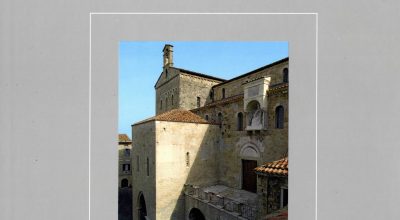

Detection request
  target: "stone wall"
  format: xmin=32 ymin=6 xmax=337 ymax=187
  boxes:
xmin=179 ymin=74 xmax=219 ymax=110
xmin=118 ymin=143 xmax=132 ymax=188
xmin=155 ymin=68 xmax=180 ymax=114
xmin=131 ymin=121 xmax=156 ymax=220
xmin=257 ymin=175 xmax=288 ymax=217
xmin=156 ymin=68 xmax=221 ymax=115
xmin=155 ymin=121 xmax=220 ymax=220
xmin=213 ymin=60 xmax=288 ymax=101
xmin=191 ymin=60 xmax=289 ymax=190
xmin=132 ymin=58 xmax=289 ymax=219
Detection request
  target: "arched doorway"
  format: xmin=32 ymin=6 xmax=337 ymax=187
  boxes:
xmin=240 ymin=144 xmax=260 ymax=193
xmin=121 ymin=178 xmax=128 ymax=188
xmin=137 ymin=192 xmax=147 ymax=220
xmin=189 ymin=208 xmax=205 ymax=220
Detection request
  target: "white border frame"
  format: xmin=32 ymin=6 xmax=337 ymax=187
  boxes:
xmin=89 ymin=12 xmax=318 ymax=220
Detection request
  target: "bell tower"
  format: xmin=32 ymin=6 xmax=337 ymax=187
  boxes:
xmin=163 ymin=44 xmax=173 ymax=68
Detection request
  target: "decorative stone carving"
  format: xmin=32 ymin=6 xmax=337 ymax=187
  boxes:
xmin=243 ymin=77 xmax=271 ymax=130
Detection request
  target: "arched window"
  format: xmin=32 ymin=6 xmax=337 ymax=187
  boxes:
xmin=136 ymin=155 xmax=139 ymax=171
xmin=124 ymin=149 xmax=130 ymax=156
xmin=218 ymin=112 xmax=223 ymax=128
xmin=186 ymin=152 xmax=190 ymax=167
xmin=165 ymin=97 xmax=168 ymax=108
xmin=165 ymin=69 xmax=168 ymax=78
xmin=138 ymin=193 xmax=147 ymax=220
xmin=122 ymin=164 xmax=130 ymax=171
xmin=237 ymin=112 xmax=244 ymax=131
xmin=275 ymin=106 xmax=284 ymax=129
xmin=283 ymin=68 xmax=289 ymax=83
xmin=121 ymin=179 xmax=129 ymax=188
xmin=222 ymin=88 xmax=226 ymax=99
xmin=146 ymin=157 xmax=149 ymax=176
xmin=160 ymin=100 xmax=162 ymax=110
xmin=205 ymin=115 xmax=209 ymax=121
xmin=171 ymin=95 xmax=174 ymax=106
xmin=197 ymin=97 xmax=201 ymax=108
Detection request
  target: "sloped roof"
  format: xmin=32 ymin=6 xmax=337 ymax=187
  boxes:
xmin=171 ymin=67 xmax=226 ymax=82
xmin=154 ymin=66 xmax=225 ymax=89
xmin=255 ymin=157 xmax=288 ymax=176
xmin=212 ymin=57 xmax=289 ymax=88
xmin=133 ymin=108 xmax=213 ymax=126
xmin=118 ymin=134 xmax=131 ymax=143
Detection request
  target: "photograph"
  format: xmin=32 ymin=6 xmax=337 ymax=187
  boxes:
xmin=118 ymin=42 xmax=289 ymax=220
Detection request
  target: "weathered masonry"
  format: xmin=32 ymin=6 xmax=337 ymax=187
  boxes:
xmin=131 ymin=44 xmax=289 ymax=220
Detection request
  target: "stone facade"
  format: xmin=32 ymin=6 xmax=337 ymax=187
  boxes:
xmin=118 ymin=134 xmax=132 ymax=188
xmin=131 ymin=44 xmax=289 ymax=220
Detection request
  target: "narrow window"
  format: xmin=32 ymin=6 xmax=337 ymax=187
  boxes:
xmin=283 ymin=68 xmax=289 ymax=83
xmin=218 ymin=112 xmax=223 ymax=128
xmin=197 ymin=97 xmax=201 ymax=108
xmin=124 ymin=149 xmax=130 ymax=156
xmin=237 ymin=112 xmax=244 ymax=131
xmin=275 ymin=106 xmax=284 ymax=129
xmin=205 ymin=115 xmax=209 ymax=121
xmin=165 ymin=97 xmax=168 ymax=109
xmin=136 ymin=155 xmax=139 ymax=172
xmin=222 ymin=88 xmax=226 ymax=99
xmin=186 ymin=152 xmax=190 ymax=167
xmin=160 ymin=100 xmax=163 ymax=110
xmin=123 ymin=164 xmax=130 ymax=171
xmin=146 ymin=157 xmax=149 ymax=176
xmin=171 ymin=95 xmax=174 ymax=106
xmin=165 ymin=69 xmax=168 ymax=78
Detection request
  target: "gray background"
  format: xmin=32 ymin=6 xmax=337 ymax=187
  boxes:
xmin=1 ymin=1 xmax=400 ymax=220
xmin=92 ymin=13 xmax=315 ymax=220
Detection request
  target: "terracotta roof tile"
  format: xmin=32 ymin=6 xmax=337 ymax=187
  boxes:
xmin=265 ymin=207 xmax=288 ymax=220
xmin=133 ymin=109 xmax=212 ymax=125
xmin=255 ymin=157 xmax=288 ymax=176
xmin=118 ymin=134 xmax=131 ymax=143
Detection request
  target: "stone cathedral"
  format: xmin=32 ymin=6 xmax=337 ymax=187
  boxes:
xmin=131 ymin=44 xmax=289 ymax=220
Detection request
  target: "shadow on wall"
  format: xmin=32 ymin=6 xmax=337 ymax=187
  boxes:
xmin=169 ymin=123 xmax=221 ymax=219
xmin=118 ymin=188 xmax=132 ymax=220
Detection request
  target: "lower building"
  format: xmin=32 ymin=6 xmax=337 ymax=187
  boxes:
xmin=119 ymin=134 xmax=132 ymax=188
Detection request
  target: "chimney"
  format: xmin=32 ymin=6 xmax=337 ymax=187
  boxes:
xmin=163 ymin=44 xmax=173 ymax=68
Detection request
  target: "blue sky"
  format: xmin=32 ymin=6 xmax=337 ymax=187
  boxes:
xmin=119 ymin=42 xmax=288 ymax=137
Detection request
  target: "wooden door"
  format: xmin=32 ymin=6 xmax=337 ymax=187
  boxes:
xmin=242 ymin=160 xmax=257 ymax=193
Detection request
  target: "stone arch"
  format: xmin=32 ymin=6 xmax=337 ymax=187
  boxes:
xmin=240 ymin=143 xmax=260 ymax=193
xmin=137 ymin=192 xmax=147 ymax=220
xmin=246 ymin=100 xmax=261 ymax=112
xmin=240 ymin=143 xmax=260 ymax=159
xmin=246 ymin=100 xmax=263 ymax=128
xmin=121 ymin=178 xmax=128 ymax=188
xmin=189 ymin=208 xmax=205 ymax=220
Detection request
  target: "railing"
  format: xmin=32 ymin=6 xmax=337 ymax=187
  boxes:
xmin=240 ymin=203 xmax=256 ymax=220
xmin=184 ymin=184 xmax=256 ymax=220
